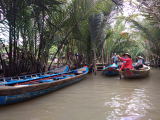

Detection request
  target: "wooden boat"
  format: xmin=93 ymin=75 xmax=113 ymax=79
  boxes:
xmin=0 ymin=66 xmax=89 ymax=105
xmin=121 ymin=65 xmax=150 ymax=79
xmin=103 ymin=64 xmax=119 ymax=76
xmin=0 ymin=65 xmax=69 ymax=86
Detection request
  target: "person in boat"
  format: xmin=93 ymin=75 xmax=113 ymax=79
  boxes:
xmin=111 ymin=53 xmax=118 ymax=64
xmin=50 ymin=55 xmax=52 ymax=60
xmin=119 ymin=53 xmax=126 ymax=68
xmin=142 ymin=58 xmax=145 ymax=64
xmin=117 ymin=53 xmax=132 ymax=72
xmin=134 ymin=56 xmax=143 ymax=70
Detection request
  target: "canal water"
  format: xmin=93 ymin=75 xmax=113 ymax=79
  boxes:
xmin=0 ymin=68 xmax=160 ymax=120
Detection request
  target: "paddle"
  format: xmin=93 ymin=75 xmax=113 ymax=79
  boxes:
xmin=118 ymin=60 xmax=121 ymax=80
xmin=119 ymin=69 xmax=123 ymax=80
xmin=119 ymin=70 xmax=124 ymax=80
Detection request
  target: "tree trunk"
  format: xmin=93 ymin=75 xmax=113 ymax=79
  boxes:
xmin=9 ymin=23 xmax=13 ymax=76
xmin=109 ymin=54 xmax=111 ymax=65
xmin=93 ymin=46 xmax=97 ymax=75
xmin=102 ymin=45 xmax=104 ymax=69
xmin=106 ymin=42 xmax=108 ymax=66
xmin=13 ymin=0 xmax=16 ymax=63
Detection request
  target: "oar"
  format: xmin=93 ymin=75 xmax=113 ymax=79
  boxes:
xmin=119 ymin=71 xmax=124 ymax=80
xmin=119 ymin=69 xmax=123 ymax=80
xmin=118 ymin=61 xmax=121 ymax=79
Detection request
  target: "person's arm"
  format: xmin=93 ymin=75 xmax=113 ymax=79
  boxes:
xmin=137 ymin=60 xmax=142 ymax=65
xmin=120 ymin=63 xmax=125 ymax=70
xmin=111 ymin=56 xmax=114 ymax=59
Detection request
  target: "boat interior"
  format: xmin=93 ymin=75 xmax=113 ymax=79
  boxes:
xmin=0 ymin=67 xmax=88 ymax=87
xmin=0 ymin=66 xmax=69 ymax=83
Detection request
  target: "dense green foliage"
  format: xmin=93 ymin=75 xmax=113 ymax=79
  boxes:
xmin=0 ymin=0 xmax=160 ymax=77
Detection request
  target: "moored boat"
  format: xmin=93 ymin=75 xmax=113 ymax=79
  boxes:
xmin=121 ymin=65 xmax=150 ymax=79
xmin=0 ymin=65 xmax=69 ymax=86
xmin=0 ymin=66 xmax=89 ymax=105
xmin=103 ymin=64 xmax=119 ymax=76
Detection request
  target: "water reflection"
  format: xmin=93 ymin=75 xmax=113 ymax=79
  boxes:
xmin=104 ymin=89 xmax=153 ymax=119
xmin=103 ymin=74 xmax=153 ymax=120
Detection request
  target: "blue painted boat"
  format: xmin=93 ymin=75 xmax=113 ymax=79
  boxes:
xmin=103 ymin=64 xmax=119 ymax=76
xmin=0 ymin=66 xmax=89 ymax=105
xmin=0 ymin=65 xmax=69 ymax=86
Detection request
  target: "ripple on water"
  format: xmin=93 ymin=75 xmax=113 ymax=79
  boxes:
xmin=103 ymin=85 xmax=155 ymax=119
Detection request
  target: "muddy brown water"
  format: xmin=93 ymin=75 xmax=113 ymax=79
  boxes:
xmin=0 ymin=68 xmax=160 ymax=120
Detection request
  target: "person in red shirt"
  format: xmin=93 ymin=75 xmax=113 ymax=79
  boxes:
xmin=117 ymin=53 xmax=132 ymax=72
xmin=119 ymin=53 xmax=126 ymax=69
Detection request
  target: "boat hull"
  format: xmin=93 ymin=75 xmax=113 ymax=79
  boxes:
xmin=0 ymin=67 xmax=88 ymax=105
xmin=121 ymin=67 xmax=150 ymax=79
xmin=103 ymin=67 xmax=119 ymax=76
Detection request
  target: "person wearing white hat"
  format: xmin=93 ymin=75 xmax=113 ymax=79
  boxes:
xmin=111 ymin=53 xmax=118 ymax=64
xmin=134 ymin=56 xmax=143 ymax=70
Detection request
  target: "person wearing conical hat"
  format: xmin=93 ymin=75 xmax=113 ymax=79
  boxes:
xmin=119 ymin=53 xmax=126 ymax=69
xmin=134 ymin=56 xmax=143 ymax=70
xmin=117 ymin=53 xmax=132 ymax=72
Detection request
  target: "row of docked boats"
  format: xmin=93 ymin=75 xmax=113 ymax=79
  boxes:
xmin=0 ymin=63 xmax=150 ymax=106
xmin=103 ymin=63 xmax=150 ymax=79
xmin=0 ymin=66 xmax=89 ymax=105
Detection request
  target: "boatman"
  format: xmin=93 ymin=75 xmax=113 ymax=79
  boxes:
xmin=111 ymin=53 xmax=118 ymax=64
xmin=117 ymin=53 xmax=132 ymax=72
